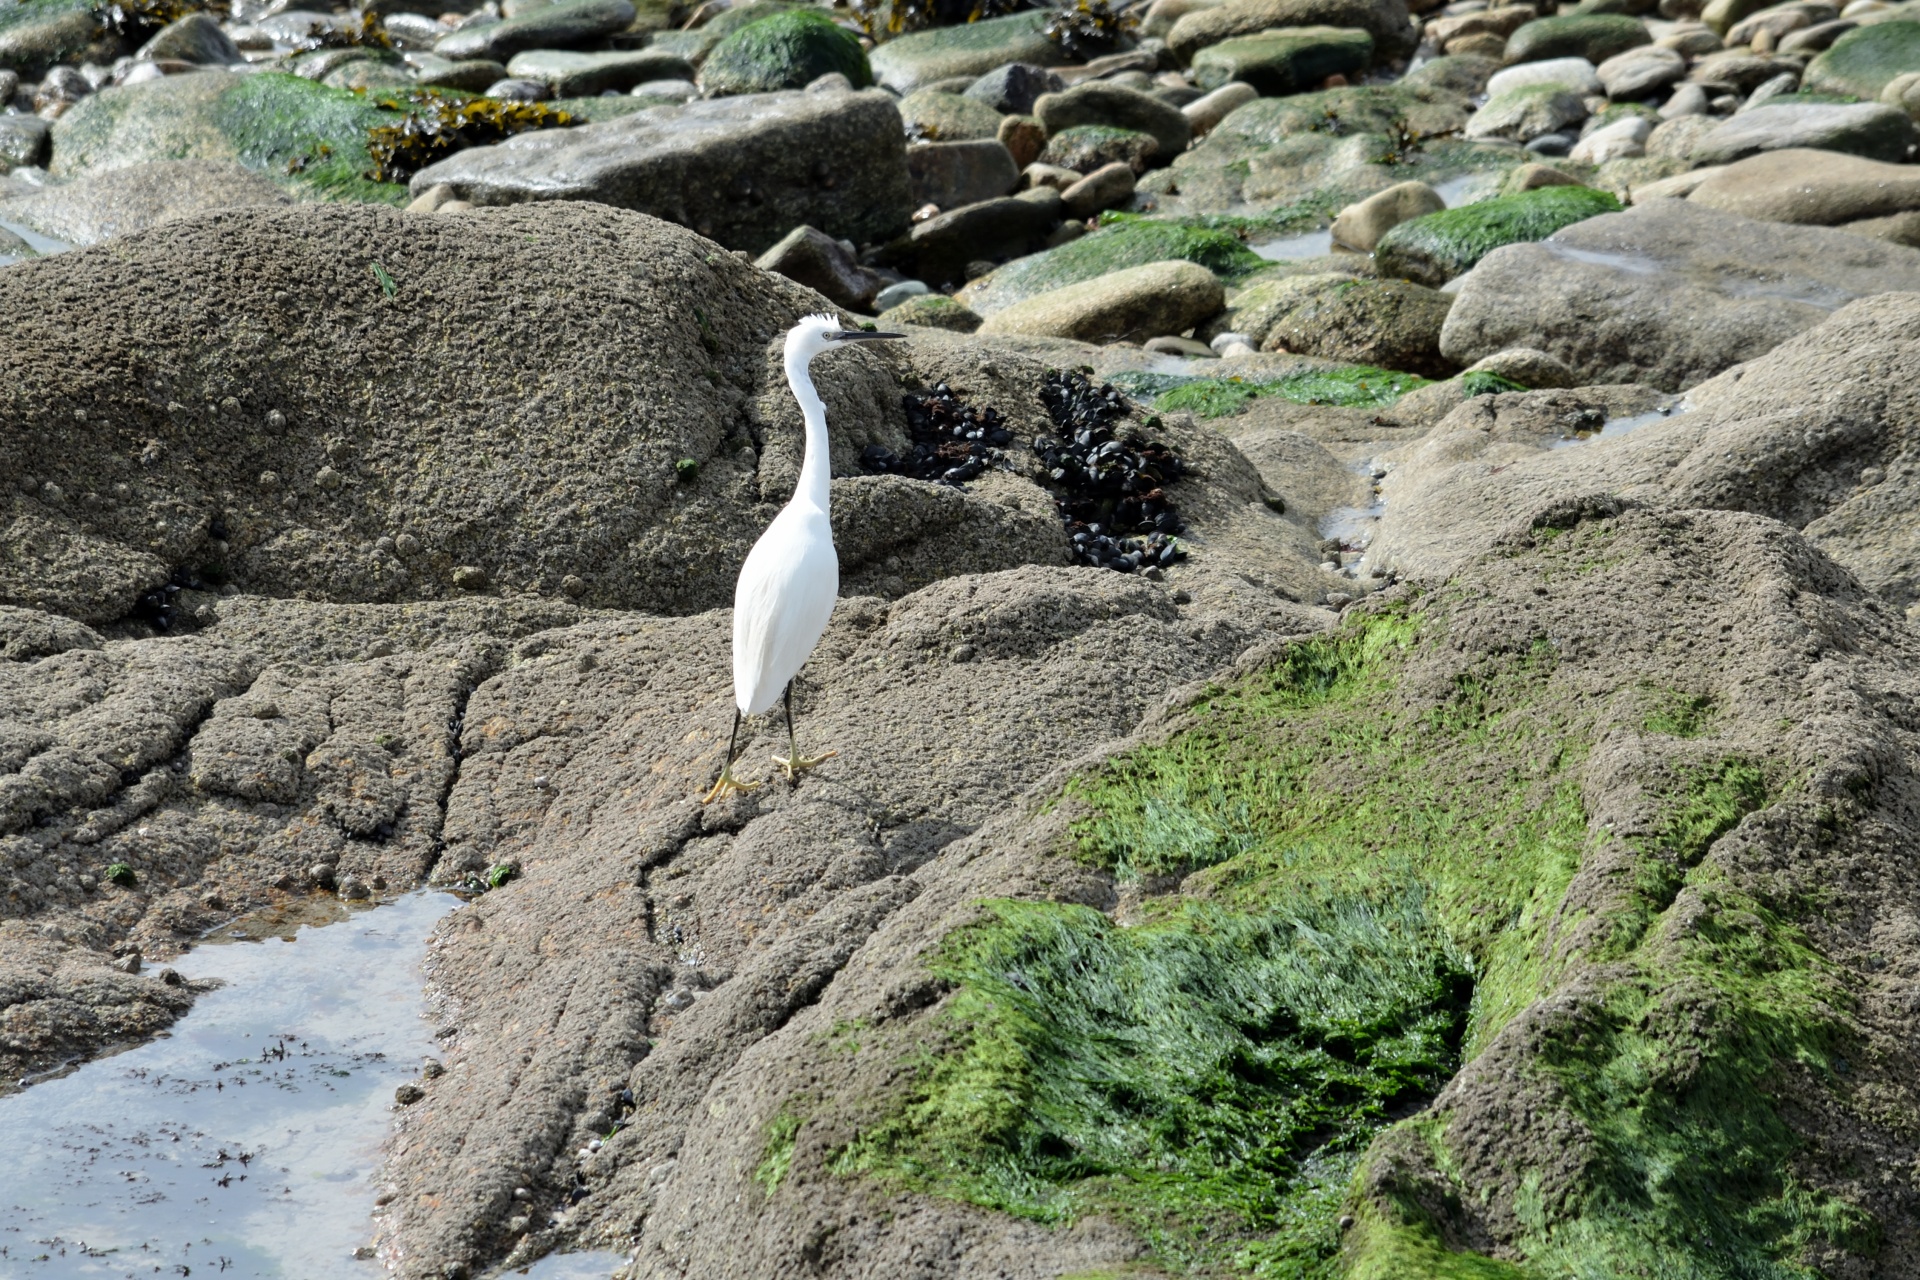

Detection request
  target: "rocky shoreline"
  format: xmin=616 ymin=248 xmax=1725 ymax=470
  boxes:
xmin=7 ymin=0 xmax=1920 ymax=1274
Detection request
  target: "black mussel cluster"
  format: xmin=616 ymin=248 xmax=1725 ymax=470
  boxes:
xmin=860 ymin=382 xmax=1014 ymax=487
xmin=1034 ymin=370 xmax=1187 ymax=574
xmin=131 ymin=566 xmax=212 ymax=632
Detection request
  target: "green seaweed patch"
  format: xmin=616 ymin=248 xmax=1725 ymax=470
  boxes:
xmin=1374 ymin=185 xmax=1622 ymax=287
xmin=1105 ymin=366 xmax=1430 ymax=419
xmin=831 ymin=890 xmax=1472 ymax=1277
xmin=1456 ymin=370 xmax=1527 ymax=398
xmin=966 ymin=216 xmax=1266 ymax=315
xmin=206 ymin=71 xmax=411 ymax=203
xmin=1641 ymin=686 xmax=1718 ymax=739
xmin=755 ymin=1105 xmax=805 ymax=1195
xmin=361 ymin=87 xmax=574 ymax=185
xmin=105 ymin=862 xmax=137 ymax=887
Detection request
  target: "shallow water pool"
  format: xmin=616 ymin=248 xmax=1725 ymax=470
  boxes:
xmin=0 ymin=891 xmax=458 ymax=1278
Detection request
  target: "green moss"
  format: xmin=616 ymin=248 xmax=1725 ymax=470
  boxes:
xmin=965 ymin=216 xmax=1265 ymax=315
xmin=209 ymin=72 xmax=413 ymax=202
xmin=1805 ymin=20 xmax=1920 ymax=100
xmin=1105 ymin=366 xmax=1430 ymax=419
xmin=841 ymin=552 xmax=1874 ymax=1277
xmin=1642 ymin=688 xmax=1718 ymax=739
xmin=1456 ymin=370 xmax=1527 ymax=398
xmin=105 ymin=862 xmax=136 ymax=887
xmin=1374 ymin=185 xmax=1622 ymax=287
xmin=700 ymin=8 xmax=872 ymax=96
xmin=755 ymin=1106 xmax=805 ymax=1195
xmin=831 ymin=890 xmax=1472 ymax=1277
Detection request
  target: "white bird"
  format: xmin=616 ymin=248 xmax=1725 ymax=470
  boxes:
xmin=702 ymin=313 xmax=903 ymax=805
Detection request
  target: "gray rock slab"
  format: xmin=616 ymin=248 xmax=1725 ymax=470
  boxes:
xmin=504 ymin=47 xmax=693 ymax=94
xmin=0 ymin=159 xmax=290 ymax=246
xmin=1691 ymin=100 xmax=1916 ymax=164
xmin=1439 ymin=199 xmax=1920 ymax=390
xmin=408 ymin=88 xmax=911 ymax=253
xmin=433 ymin=0 xmax=636 ymax=62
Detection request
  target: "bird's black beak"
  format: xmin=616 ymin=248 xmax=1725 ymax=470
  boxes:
xmin=830 ymin=329 xmax=905 ymax=341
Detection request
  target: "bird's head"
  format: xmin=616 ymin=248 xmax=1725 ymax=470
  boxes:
xmin=785 ymin=312 xmax=904 ymax=364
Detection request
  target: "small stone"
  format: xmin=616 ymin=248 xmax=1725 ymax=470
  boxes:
xmin=1338 ymin=1214 xmax=1355 ymax=1231
xmin=203 ymin=891 xmax=226 ymax=910
xmin=158 ymin=967 xmax=185 ymax=986
xmin=266 ymin=409 xmax=286 ymax=430
xmin=452 ymin=565 xmax=490 ymax=590
xmin=561 ymin=573 xmax=586 ymax=597
xmin=257 ymin=470 xmax=280 ymax=490
xmin=950 ymin=643 xmax=976 ymax=663
xmin=395 ymin=533 xmax=422 ymax=556
xmin=314 ymin=465 xmax=344 ymax=491
xmin=662 ymin=988 xmax=696 ymax=1011
xmin=338 ymin=875 xmax=371 ymax=900
xmin=395 ymin=1082 xmax=425 ymax=1105
xmin=1172 ymin=588 xmax=1192 ymax=604
xmin=309 ymin=863 xmax=337 ymax=888
xmin=353 ymin=1246 xmax=377 ymax=1260
xmin=422 ymin=1057 xmax=446 ymax=1078
xmin=111 ymin=951 xmax=142 ymax=973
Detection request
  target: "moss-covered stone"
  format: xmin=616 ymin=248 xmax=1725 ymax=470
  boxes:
xmin=51 ymin=70 xmax=414 ymax=203
xmin=1038 ymin=123 xmax=1160 ymax=173
xmin=1373 ymin=184 xmax=1622 ymax=286
xmin=896 ymin=87 xmax=1005 ymax=141
xmin=1804 ymin=20 xmax=1920 ymax=102
xmin=957 ymin=215 xmax=1264 ymax=316
xmin=1502 ymin=12 xmax=1651 ymax=64
xmin=876 ymin=292 xmax=983 ymax=331
xmin=1189 ymin=24 xmax=1375 ymax=95
xmin=698 ymin=8 xmax=872 ymax=97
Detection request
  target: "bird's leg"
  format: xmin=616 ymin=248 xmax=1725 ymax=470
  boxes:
xmin=701 ymin=708 xmax=762 ymax=805
xmin=771 ymin=681 xmax=837 ymax=784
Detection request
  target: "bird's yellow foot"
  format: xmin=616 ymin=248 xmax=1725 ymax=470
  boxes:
xmin=701 ymin=762 xmax=762 ymax=805
xmin=771 ymin=748 xmax=838 ymax=783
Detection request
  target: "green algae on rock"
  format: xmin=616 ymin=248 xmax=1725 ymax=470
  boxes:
xmin=699 ymin=8 xmax=873 ymax=97
xmin=958 ymin=215 xmax=1265 ymax=316
xmin=1804 ymin=20 xmax=1920 ymax=102
xmin=1374 ymin=184 xmax=1623 ymax=286
xmin=1501 ymin=12 xmax=1651 ymax=64
xmin=1109 ymin=364 xmax=1431 ymax=416
xmin=49 ymin=70 xmax=423 ymax=202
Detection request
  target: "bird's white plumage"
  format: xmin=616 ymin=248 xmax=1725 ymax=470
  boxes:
xmin=732 ymin=500 xmax=837 ymax=715
xmin=728 ymin=313 xmax=855 ymax=716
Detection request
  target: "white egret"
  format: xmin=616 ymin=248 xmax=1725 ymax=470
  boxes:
xmin=702 ymin=313 xmax=904 ymax=805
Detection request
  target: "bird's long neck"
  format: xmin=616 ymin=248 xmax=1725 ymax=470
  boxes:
xmin=787 ymin=349 xmax=831 ymax=516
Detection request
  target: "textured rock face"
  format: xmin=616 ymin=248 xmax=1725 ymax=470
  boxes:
xmin=1440 ymin=200 xmax=1920 ymax=390
xmin=0 ymin=160 xmax=291 ymax=247
xmin=408 ymin=89 xmax=912 ymax=252
xmin=0 ymin=203 xmax=1091 ymax=626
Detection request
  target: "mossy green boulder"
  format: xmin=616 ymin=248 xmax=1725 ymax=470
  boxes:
xmin=49 ymin=70 xmax=416 ymax=203
xmin=698 ymin=8 xmax=872 ymax=97
xmin=1374 ymin=184 xmax=1622 ymax=285
xmin=1189 ymin=24 xmax=1375 ymax=95
xmin=1804 ymin=20 xmax=1920 ymax=102
xmin=1502 ymin=12 xmax=1651 ymax=65
xmin=957 ymin=216 xmax=1264 ymax=316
